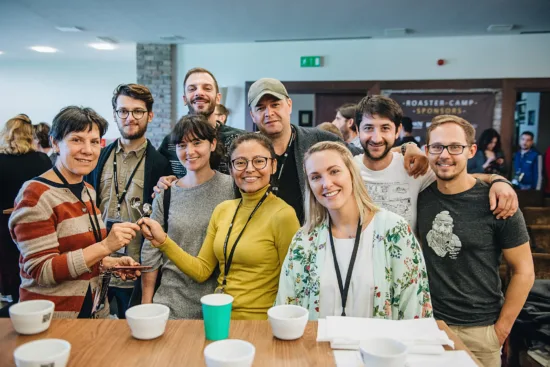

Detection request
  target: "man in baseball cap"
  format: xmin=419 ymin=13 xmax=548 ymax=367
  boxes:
xmin=247 ymin=77 xmax=344 ymax=223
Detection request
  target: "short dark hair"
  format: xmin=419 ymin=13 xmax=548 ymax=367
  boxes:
xmin=336 ymin=103 xmax=358 ymax=132
xmin=50 ymin=106 xmax=108 ymax=142
xmin=521 ymin=131 xmax=534 ymax=139
xmin=401 ymin=117 xmax=413 ymax=133
xmin=33 ymin=122 xmax=51 ymax=148
xmin=216 ymin=104 xmax=229 ymax=116
xmin=170 ymin=114 xmax=222 ymax=170
xmin=229 ymin=133 xmax=276 ymax=161
xmin=336 ymin=103 xmax=356 ymax=120
xmin=478 ymin=128 xmax=501 ymax=152
xmin=356 ymin=95 xmax=403 ymax=130
xmin=111 ymin=84 xmax=154 ymax=111
xmin=184 ymin=67 xmax=219 ymax=94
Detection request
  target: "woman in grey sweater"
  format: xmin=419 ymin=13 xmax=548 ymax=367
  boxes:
xmin=141 ymin=115 xmax=234 ymax=319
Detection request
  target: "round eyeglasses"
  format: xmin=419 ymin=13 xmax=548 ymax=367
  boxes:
xmin=115 ymin=109 xmax=148 ymax=119
xmin=231 ymin=156 xmax=271 ymax=171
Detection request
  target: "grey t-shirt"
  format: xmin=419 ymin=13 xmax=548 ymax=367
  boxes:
xmin=141 ymin=171 xmax=235 ymax=319
xmin=417 ymin=179 xmax=529 ymax=326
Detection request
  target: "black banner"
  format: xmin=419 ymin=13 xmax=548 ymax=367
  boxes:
xmin=389 ymin=93 xmax=496 ymax=145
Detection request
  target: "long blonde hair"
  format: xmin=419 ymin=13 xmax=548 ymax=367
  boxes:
xmin=302 ymin=141 xmax=379 ymax=233
xmin=0 ymin=114 xmax=35 ymax=155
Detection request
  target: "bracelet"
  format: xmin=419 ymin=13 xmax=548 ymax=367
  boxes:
xmin=490 ymin=178 xmax=513 ymax=187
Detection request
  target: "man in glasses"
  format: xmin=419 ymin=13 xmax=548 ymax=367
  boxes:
xmin=417 ymin=115 xmax=534 ymax=366
xmin=87 ymin=83 xmax=172 ymax=318
xmin=352 ymin=95 xmax=518 ymax=233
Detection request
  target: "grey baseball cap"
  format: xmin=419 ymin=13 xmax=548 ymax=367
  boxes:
xmin=247 ymin=78 xmax=289 ymax=107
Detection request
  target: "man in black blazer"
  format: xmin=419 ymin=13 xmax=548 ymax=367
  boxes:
xmin=247 ymin=78 xmax=363 ymax=224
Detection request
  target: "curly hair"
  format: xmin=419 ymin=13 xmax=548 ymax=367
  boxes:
xmin=0 ymin=114 xmax=35 ymax=155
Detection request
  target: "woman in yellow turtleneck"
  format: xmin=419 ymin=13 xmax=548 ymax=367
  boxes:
xmin=139 ymin=133 xmax=300 ymax=320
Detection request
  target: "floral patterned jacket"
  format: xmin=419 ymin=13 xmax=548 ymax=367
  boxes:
xmin=275 ymin=209 xmax=433 ymax=320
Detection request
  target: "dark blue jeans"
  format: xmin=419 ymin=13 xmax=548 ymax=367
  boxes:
xmin=107 ymin=287 xmax=133 ymax=319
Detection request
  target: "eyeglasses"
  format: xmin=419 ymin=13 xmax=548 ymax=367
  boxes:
xmin=427 ymin=144 xmax=470 ymax=155
xmin=231 ymin=156 xmax=271 ymax=171
xmin=115 ymin=109 xmax=148 ymax=119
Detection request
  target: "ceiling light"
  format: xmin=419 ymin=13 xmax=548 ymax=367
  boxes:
xmin=0 ymin=51 xmax=4 ymax=55
xmin=96 ymin=36 xmax=118 ymax=44
xmin=89 ymin=43 xmax=117 ymax=50
xmin=487 ymin=24 xmax=515 ymax=32
xmin=30 ymin=46 xmax=58 ymax=53
xmin=55 ymin=26 xmax=84 ymax=32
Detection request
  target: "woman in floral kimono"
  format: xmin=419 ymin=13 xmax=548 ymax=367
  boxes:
xmin=275 ymin=141 xmax=432 ymax=320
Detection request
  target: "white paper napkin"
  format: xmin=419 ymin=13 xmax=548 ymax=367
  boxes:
xmin=318 ymin=317 xmax=454 ymax=349
xmin=333 ymin=350 xmax=478 ymax=367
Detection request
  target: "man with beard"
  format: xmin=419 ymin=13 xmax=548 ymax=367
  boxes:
xmin=87 ymin=84 xmax=172 ymax=318
xmin=158 ymin=68 xmax=244 ymax=176
xmin=352 ymin=95 xmax=519 ymax=232
xmin=417 ymin=115 xmax=534 ymax=366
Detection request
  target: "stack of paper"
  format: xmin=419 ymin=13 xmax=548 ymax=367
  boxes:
xmin=318 ymin=317 xmax=478 ymax=367
xmin=317 ymin=317 xmax=454 ymax=351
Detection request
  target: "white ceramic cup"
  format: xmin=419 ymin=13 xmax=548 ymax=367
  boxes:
xmin=13 ymin=339 xmax=71 ymax=367
xmin=359 ymin=337 xmax=408 ymax=367
xmin=204 ymin=339 xmax=255 ymax=367
xmin=9 ymin=300 xmax=55 ymax=335
xmin=125 ymin=303 xmax=170 ymax=340
xmin=267 ymin=305 xmax=309 ymax=340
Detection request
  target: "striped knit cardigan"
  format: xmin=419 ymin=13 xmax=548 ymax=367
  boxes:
xmin=9 ymin=178 xmax=107 ymax=319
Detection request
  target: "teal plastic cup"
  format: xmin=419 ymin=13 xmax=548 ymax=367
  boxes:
xmin=201 ymin=294 xmax=234 ymax=341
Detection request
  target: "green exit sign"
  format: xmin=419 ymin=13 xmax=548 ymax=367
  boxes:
xmin=300 ymin=56 xmax=323 ymax=68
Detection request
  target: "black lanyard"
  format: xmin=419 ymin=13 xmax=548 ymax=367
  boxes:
xmin=328 ymin=218 xmax=362 ymax=317
xmin=53 ymin=166 xmax=102 ymax=243
xmin=220 ymin=189 xmax=270 ymax=291
xmin=112 ymin=141 xmax=147 ymax=214
xmin=272 ymin=127 xmax=296 ymax=194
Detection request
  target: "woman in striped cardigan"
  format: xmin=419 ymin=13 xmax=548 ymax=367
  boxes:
xmin=9 ymin=106 xmax=141 ymax=319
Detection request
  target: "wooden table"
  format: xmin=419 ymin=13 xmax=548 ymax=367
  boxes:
xmin=0 ymin=319 xmax=481 ymax=367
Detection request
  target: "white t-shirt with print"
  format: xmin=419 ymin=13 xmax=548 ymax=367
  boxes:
xmin=353 ymin=152 xmax=436 ymax=231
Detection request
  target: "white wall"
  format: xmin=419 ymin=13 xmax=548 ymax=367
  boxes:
xmin=177 ymin=34 xmax=550 ymax=130
xmin=0 ymin=56 xmax=136 ymax=140
xmin=288 ymin=94 xmax=315 ymax=126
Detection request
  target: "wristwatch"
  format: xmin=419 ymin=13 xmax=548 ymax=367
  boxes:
xmin=490 ymin=178 xmax=513 ymax=187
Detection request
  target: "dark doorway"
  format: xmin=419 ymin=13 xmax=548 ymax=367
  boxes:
xmin=314 ymin=93 xmax=366 ymax=126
